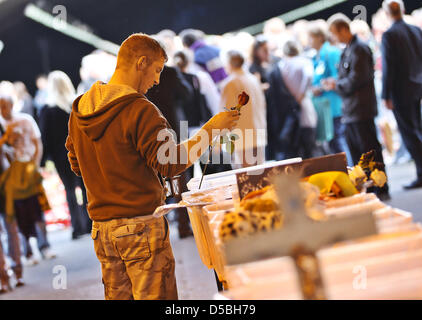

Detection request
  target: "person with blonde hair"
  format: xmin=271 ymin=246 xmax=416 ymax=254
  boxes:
xmin=350 ymin=19 xmax=372 ymax=43
xmin=45 ymin=70 xmax=74 ymax=113
xmin=77 ymin=50 xmax=117 ymax=96
xmin=263 ymin=17 xmax=286 ymax=54
xmin=66 ymin=33 xmax=239 ymax=300
xmin=13 ymin=82 xmax=34 ymax=117
xmin=0 ymin=93 xmax=24 ymax=292
xmin=291 ymin=19 xmax=311 ymax=50
xmin=39 ymin=70 xmax=90 ymax=239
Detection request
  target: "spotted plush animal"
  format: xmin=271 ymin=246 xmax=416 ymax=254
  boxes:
xmin=219 ymin=183 xmax=322 ymax=242
xmin=219 ymin=194 xmax=283 ymax=242
xmin=219 ymin=210 xmax=255 ymax=241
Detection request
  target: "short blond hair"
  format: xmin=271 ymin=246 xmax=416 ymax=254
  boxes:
xmin=116 ymin=33 xmax=168 ymax=70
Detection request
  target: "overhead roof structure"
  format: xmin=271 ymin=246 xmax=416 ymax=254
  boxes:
xmin=0 ymin=0 xmax=420 ymax=93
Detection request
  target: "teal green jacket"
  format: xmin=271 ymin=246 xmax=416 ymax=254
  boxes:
xmin=312 ymin=42 xmax=343 ymax=118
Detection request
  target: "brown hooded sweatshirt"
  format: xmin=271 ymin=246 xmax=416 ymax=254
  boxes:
xmin=66 ymin=81 xmax=188 ymax=221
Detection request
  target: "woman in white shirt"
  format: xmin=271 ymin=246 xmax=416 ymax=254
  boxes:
xmin=220 ymin=50 xmax=267 ymax=169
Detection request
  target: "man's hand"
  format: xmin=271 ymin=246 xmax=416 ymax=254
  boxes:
xmin=207 ymin=110 xmax=240 ymax=131
xmin=180 ymin=110 xmax=240 ymax=168
xmin=383 ymin=99 xmax=394 ymax=110
xmin=321 ymin=78 xmax=336 ymax=91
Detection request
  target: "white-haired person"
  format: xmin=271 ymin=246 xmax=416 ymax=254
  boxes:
xmin=39 ymin=70 xmax=91 ymax=239
xmin=0 ymin=93 xmax=55 ymax=265
xmin=0 ymin=83 xmax=24 ymax=287
xmin=0 ymin=111 xmax=24 ymax=291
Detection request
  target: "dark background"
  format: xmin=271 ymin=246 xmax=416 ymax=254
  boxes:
xmin=0 ymin=0 xmax=421 ymax=94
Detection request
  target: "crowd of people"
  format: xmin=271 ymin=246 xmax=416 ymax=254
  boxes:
xmin=140 ymin=2 xmax=421 ymax=199
xmin=0 ymin=0 xmax=421 ymax=296
xmin=144 ymin=4 xmax=422 ymax=176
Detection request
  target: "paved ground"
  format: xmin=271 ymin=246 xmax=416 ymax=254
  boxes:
xmin=0 ymin=220 xmax=218 ymax=300
xmin=0 ymin=224 xmax=218 ymax=300
xmin=0 ymin=161 xmax=421 ymax=300
xmin=383 ymin=161 xmax=422 ymax=222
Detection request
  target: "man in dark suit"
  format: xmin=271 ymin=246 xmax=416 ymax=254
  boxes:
xmin=146 ymin=65 xmax=192 ymax=139
xmin=323 ymin=13 xmax=390 ymax=200
xmin=146 ymin=65 xmax=195 ymax=239
xmin=381 ymin=0 xmax=422 ymax=189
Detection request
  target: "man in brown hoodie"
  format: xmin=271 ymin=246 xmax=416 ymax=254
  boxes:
xmin=66 ymin=33 xmax=239 ymax=300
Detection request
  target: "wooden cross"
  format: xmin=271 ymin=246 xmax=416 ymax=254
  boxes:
xmin=223 ymin=174 xmax=378 ymax=299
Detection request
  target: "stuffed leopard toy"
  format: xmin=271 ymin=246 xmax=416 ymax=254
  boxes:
xmin=219 ymin=186 xmax=283 ymax=242
xmin=219 ymin=183 xmax=323 ymax=242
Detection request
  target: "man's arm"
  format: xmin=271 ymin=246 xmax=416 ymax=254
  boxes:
xmin=136 ymin=102 xmax=239 ymax=178
xmin=65 ymin=134 xmax=81 ymax=176
xmin=336 ymin=46 xmax=373 ymax=96
xmin=65 ymin=114 xmax=81 ymax=176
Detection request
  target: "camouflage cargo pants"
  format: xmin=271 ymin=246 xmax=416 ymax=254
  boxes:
xmin=91 ymin=215 xmax=178 ymax=300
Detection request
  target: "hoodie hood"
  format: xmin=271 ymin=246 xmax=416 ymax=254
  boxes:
xmin=72 ymin=81 xmax=143 ymax=141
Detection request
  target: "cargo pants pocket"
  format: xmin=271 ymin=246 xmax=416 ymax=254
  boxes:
xmin=112 ymin=223 xmax=151 ymax=261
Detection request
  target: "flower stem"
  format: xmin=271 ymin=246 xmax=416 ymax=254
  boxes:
xmin=199 ymin=145 xmax=212 ymax=189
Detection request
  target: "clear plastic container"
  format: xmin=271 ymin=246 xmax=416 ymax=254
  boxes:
xmin=187 ymin=158 xmax=302 ymax=191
